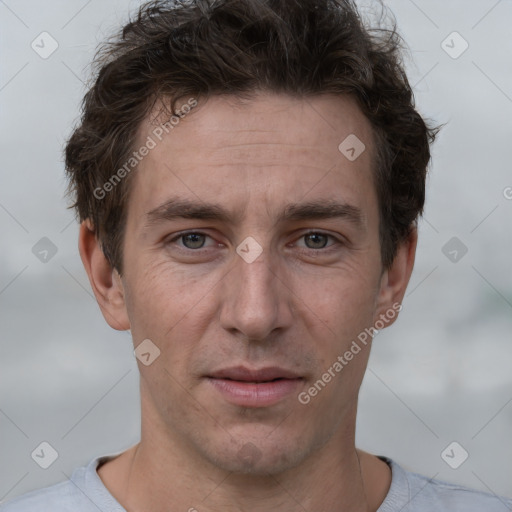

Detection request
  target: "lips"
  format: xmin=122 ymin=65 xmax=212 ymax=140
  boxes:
xmin=208 ymin=366 xmax=302 ymax=382
xmin=206 ymin=366 xmax=303 ymax=407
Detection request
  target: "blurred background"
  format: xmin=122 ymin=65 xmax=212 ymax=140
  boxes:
xmin=1 ymin=0 xmax=511 ymax=503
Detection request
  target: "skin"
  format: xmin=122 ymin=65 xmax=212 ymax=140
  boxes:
xmin=79 ymin=92 xmax=417 ymax=512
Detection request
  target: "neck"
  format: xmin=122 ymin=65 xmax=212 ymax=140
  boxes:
xmin=98 ymin=401 xmax=390 ymax=512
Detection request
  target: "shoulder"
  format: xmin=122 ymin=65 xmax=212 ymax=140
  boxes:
xmin=0 ymin=480 xmax=78 ymax=512
xmin=380 ymin=456 xmax=512 ymax=512
xmin=0 ymin=454 xmax=123 ymax=512
xmin=409 ymin=472 xmax=512 ymax=511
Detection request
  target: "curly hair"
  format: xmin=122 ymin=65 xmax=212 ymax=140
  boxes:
xmin=65 ymin=0 xmax=440 ymax=274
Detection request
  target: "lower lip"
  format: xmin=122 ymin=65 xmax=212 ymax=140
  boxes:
xmin=206 ymin=377 xmax=302 ymax=407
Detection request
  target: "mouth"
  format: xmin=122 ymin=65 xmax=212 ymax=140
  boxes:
xmin=205 ymin=366 xmax=303 ymax=407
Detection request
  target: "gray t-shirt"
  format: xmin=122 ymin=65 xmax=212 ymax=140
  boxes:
xmin=1 ymin=454 xmax=511 ymax=511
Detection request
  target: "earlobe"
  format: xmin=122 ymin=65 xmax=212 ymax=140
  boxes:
xmin=374 ymin=227 xmax=418 ymax=327
xmin=78 ymin=219 xmax=130 ymax=331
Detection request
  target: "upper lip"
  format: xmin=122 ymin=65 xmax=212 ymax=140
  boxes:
xmin=208 ymin=366 xmax=302 ymax=382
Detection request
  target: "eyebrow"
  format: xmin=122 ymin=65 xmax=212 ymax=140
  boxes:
xmin=144 ymin=197 xmax=365 ymax=229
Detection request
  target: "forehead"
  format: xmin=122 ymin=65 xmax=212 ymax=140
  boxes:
xmin=128 ymin=92 xmax=377 ymax=227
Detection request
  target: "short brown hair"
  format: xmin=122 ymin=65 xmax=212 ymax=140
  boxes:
xmin=65 ymin=0 xmax=440 ymax=274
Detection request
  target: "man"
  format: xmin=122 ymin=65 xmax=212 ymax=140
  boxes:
xmin=2 ymin=0 xmax=511 ymax=510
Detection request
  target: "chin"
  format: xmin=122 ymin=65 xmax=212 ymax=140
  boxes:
xmin=197 ymin=429 xmax=317 ymax=476
xmin=212 ymin=447 xmax=304 ymax=476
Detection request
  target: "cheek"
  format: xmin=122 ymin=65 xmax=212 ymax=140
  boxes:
xmin=122 ymin=258 xmax=178 ymax=339
xmin=297 ymin=258 xmax=380 ymax=328
xmin=122 ymin=255 xmax=219 ymax=352
xmin=300 ymin=274 xmax=376 ymax=412
xmin=291 ymin=262 xmax=381 ymax=397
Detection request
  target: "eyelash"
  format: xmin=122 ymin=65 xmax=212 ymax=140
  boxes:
xmin=166 ymin=230 xmax=343 ymax=254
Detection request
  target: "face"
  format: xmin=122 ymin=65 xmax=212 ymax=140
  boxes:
xmin=87 ymin=92 xmax=413 ymax=476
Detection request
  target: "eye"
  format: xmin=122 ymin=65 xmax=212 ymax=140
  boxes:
xmin=167 ymin=231 xmax=215 ymax=250
xmin=182 ymin=232 xmax=207 ymax=249
xmin=296 ymin=231 xmax=340 ymax=251
xmin=165 ymin=230 xmax=342 ymax=254
xmin=301 ymin=232 xmax=330 ymax=249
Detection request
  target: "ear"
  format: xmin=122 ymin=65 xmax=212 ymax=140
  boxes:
xmin=374 ymin=227 xmax=417 ymax=328
xmin=78 ymin=219 xmax=130 ymax=331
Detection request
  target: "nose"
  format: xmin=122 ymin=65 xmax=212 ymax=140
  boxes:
xmin=219 ymin=246 xmax=293 ymax=342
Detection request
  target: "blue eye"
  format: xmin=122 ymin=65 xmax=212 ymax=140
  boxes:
xmin=169 ymin=232 xmax=211 ymax=250
xmin=180 ymin=232 xmax=207 ymax=249
xmin=166 ymin=230 xmax=341 ymax=254
xmin=295 ymin=231 xmax=340 ymax=252
xmin=302 ymin=232 xmax=330 ymax=249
